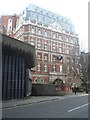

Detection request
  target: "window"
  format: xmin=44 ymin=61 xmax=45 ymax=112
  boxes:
xmin=8 ymin=19 xmax=12 ymax=24
xmin=70 ymin=27 xmax=72 ymax=31
xmin=52 ymin=44 xmax=56 ymax=51
xmin=53 ymin=65 xmax=56 ymax=72
xmin=72 ymin=67 xmax=74 ymax=72
xmin=35 ymin=9 xmax=37 ymax=12
xmin=44 ymin=42 xmax=48 ymax=50
xmin=66 ymin=36 xmax=68 ymax=42
xmin=35 ymin=77 xmax=44 ymax=83
xmin=27 ymin=11 xmax=30 ymax=18
xmin=38 ymin=16 xmax=42 ymax=22
xmin=76 ymin=39 xmax=79 ymax=44
xmin=28 ymin=25 xmax=30 ymax=32
xmin=41 ymin=11 xmax=43 ymax=14
xmin=31 ymin=27 xmax=35 ymax=33
xmin=38 ymin=43 xmax=41 ymax=49
xmin=44 ymin=31 xmax=47 ymax=37
xmin=59 ymin=47 xmax=62 ymax=53
xmin=37 ymin=40 xmax=41 ymax=49
xmin=60 ymin=65 xmax=62 ymax=72
xmin=62 ymin=18 xmax=63 ymax=21
xmin=44 ymin=64 xmax=47 ymax=72
xmin=43 ymin=17 xmax=45 ymax=22
xmin=59 ymin=35 xmax=61 ymax=40
xmin=66 ymin=49 xmax=69 ymax=54
xmin=10 ymin=19 xmax=12 ymax=22
xmin=44 ymin=55 xmax=47 ymax=60
xmin=53 ymin=55 xmax=56 ymax=62
xmin=28 ymin=36 xmax=30 ymax=44
xmin=37 ymin=63 xmax=41 ymax=71
xmin=31 ymin=39 xmax=35 ymax=46
xmin=71 ymin=38 xmax=73 ymax=44
xmin=37 ymin=54 xmax=41 ymax=59
xmin=9 ymin=26 xmax=11 ymax=31
xmin=38 ymin=29 xmax=41 ymax=35
xmin=67 ymin=67 xmax=69 ymax=74
xmin=37 ymin=15 xmax=39 ymax=20
xmin=53 ymin=33 xmax=56 ymax=39
xmin=76 ymin=60 xmax=78 ymax=64
xmin=33 ymin=14 xmax=36 ymax=21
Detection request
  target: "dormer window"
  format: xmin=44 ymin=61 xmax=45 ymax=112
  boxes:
xmin=57 ymin=17 xmax=58 ymax=19
xmin=41 ymin=11 xmax=43 ymax=14
xmin=70 ymin=27 xmax=72 ymax=31
xmin=62 ymin=18 xmax=63 ymax=21
xmin=35 ymin=9 xmax=37 ymax=12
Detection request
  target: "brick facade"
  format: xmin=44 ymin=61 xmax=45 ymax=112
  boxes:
xmin=0 ymin=15 xmax=18 ymax=36
xmin=13 ymin=22 xmax=81 ymax=86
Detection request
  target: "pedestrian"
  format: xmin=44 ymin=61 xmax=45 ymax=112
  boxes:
xmin=26 ymin=68 xmax=32 ymax=97
xmin=74 ymin=85 xmax=77 ymax=95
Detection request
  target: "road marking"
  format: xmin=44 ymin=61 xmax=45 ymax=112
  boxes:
xmin=68 ymin=103 xmax=88 ymax=113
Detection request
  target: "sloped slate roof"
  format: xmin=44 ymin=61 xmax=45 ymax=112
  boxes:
xmin=2 ymin=33 xmax=36 ymax=68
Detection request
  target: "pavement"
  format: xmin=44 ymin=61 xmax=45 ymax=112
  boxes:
xmin=1 ymin=92 xmax=88 ymax=109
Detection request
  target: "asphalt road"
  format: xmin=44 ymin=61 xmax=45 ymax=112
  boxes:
xmin=2 ymin=94 xmax=88 ymax=118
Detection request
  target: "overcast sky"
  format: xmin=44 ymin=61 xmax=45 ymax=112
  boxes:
xmin=0 ymin=0 xmax=89 ymax=52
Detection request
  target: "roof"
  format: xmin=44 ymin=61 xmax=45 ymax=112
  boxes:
xmin=20 ymin=4 xmax=75 ymax=33
xmin=1 ymin=33 xmax=36 ymax=68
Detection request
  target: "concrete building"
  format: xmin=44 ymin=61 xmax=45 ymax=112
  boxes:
xmin=13 ymin=4 xmax=81 ymax=86
xmin=0 ymin=15 xmax=18 ymax=36
xmin=2 ymin=33 xmax=36 ymax=100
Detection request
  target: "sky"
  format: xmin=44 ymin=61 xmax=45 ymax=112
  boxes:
xmin=0 ymin=0 xmax=89 ymax=52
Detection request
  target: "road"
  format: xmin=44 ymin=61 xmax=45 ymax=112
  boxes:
xmin=2 ymin=94 xmax=88 ymax=118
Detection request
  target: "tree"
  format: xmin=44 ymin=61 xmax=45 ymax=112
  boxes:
xmin=64 ymin=47 xmax=81 ymax=88
xmin=80 ymin=52 xmax=88 ymax=92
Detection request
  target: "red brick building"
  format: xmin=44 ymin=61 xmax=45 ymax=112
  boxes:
xmin=0 ymin=15 xmax=18 ymax=36
xmin=13 ymin=4 xmax=81 ymax=87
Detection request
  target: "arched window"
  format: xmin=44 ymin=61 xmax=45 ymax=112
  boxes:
xmin=8 ymin=19 xmax=12 ymax=33
xmin=34 ymin=77 xmax=44 ymax=83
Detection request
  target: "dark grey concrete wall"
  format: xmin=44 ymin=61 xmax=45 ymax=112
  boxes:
xmin=32 ymin=83 xmax=56 ymax=96
xmin=32 ymin=83 xmax=66 ymax=96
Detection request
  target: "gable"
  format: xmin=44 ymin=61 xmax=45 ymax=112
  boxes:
xmin=51 ymin=21 xmax=62 ymax=31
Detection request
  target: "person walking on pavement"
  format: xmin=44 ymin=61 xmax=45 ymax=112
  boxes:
xmin=74 ymin=85 xmax=77 ymax=95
